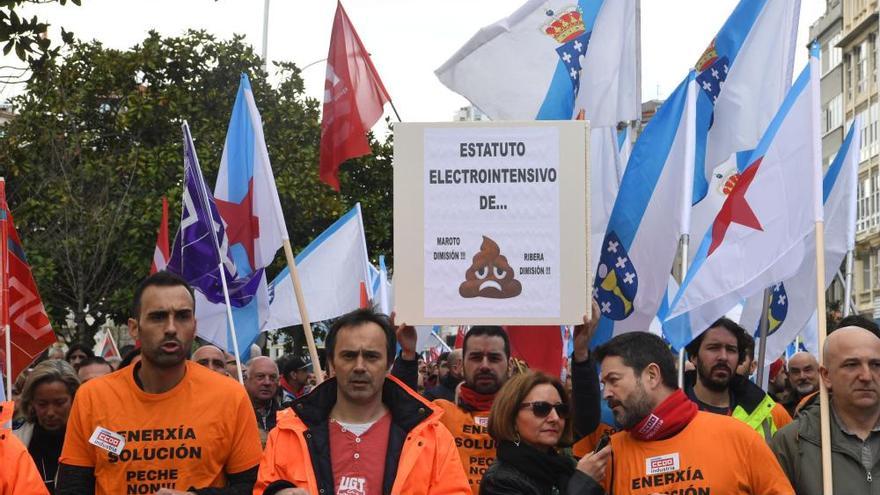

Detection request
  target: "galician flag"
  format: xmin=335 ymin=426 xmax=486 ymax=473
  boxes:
xmin=165 ymin=122 xmax=264 ymax=356
xmin=691 ymin=0 xmax=800 ymax=203
xmin=739 ymin=120 xmax=859 ymax=365
xmin=591 ymin=71 xmax=697 ymax=347
xmin=665 ymin=48 xmax=822 ymax=351
xmin=264 ymin=204 xmax=371 ymax=330
xmin=435 ymin=0 xmax=638 ymax=125
xmin=210 ymin=73 xmax=288 ymax=356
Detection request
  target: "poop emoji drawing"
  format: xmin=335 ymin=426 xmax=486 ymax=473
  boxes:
xmin=459 ymin=236 xmax=522 ymax=299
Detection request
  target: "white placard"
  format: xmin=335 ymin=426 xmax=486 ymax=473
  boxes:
xmin=394 ymin=121 xmax=589 ymax=326
xmin=423 ymin=127 xmax=561 ymax=318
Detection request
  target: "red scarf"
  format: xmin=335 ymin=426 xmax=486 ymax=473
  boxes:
xmin=458 ymin=384 xmax=496 ymax=412
xmin=280 ymin=376 xmax=305 ymax=398
xmin=628 ymin=389 xmax=698 ymax=441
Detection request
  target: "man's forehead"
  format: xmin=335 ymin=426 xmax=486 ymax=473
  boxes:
xmin=249 ymin=358 xmax=278 ymax=374
xmin=702 ymin=327 xmax=738 ymax=346
xmin=140 ymin=285 xmax=194 ymax=311
xmin=336 ymin=322 xmax=387 ymax=349
xmin=193 ymin=346 xmax=224 ymax=360
xmin=599 ymin=356 xmax=633 ymax=378
xmin=465 ymin=335 xmax=506 ymax=354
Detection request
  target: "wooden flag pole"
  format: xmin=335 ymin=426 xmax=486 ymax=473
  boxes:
xmin=282 ymin=239 xmax=325 ymax=385
xmin=815 ymin=221 xmax=833 ymax=493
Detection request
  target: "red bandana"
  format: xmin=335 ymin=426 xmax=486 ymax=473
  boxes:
xmin=458 ymin=384 xmax=496 ymax=412
xmin=628 ymin=389 xmax=698 ymax=441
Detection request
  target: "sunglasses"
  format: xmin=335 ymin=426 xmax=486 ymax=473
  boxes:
xmin=519 ymin=401 xmax=570 ymax=418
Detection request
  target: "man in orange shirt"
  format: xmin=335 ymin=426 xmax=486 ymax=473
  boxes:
xmin=684 ymin=317 xmax=791 ymax=439
xmin=592 ymin=331 xmax=794 ymax=495
xmin=57 ymin=272 xmax=262 ymax=495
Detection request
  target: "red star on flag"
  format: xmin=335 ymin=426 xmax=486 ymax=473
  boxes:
xmin=215 ymin=178 xmax=260 ymax=270
xmin=708 ymin=159 xmax=764 ymax=256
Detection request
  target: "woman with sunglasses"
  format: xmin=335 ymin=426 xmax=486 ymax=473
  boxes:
xmin=481 ymin=371 xmax=609 ymax=495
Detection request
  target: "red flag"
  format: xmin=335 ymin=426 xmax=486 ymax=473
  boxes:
xmin=359 ymin=281 xmax=370 ymax=309
xmin=150 ymin=196 xmax=170 ymax=274
xmin=98 ymin=331 xmax=120 ymax=359
xmin=0 ymin=180 xmax=56 ymax=383
xmin=319 ymin=1 xmax=391 ymax=191
xmin=505 ymin=326 xmax=564 ymax=378
xmin=454 ymin=326 xmax=466 ymax=349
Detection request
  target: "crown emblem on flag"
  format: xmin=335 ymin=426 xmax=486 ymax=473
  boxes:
xmin=543 ymin=6 xmax=586 ymax=43
xmin=695 ymin=38 xmax=719 ymax=72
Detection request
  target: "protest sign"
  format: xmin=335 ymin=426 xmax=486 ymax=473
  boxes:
xmin=394 ymin=121 xmax=589 ymax=325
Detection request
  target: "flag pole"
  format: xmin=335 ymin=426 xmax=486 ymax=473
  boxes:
xmin=676 ymin=74 xmax=696 ymax=389
xmin=281 ymin=241 xmax=325 ymax=385
xmin=182 ymin=122 xmax=246 ymax=385
xmin=0 ymin=178 xmax=10 ymax=397
xmin=755 ymin=287 xmax=772 ymax=386
xmin=677 ymin=233 xmax=689 ymax=389
xmin=816 ymin=222 xmax=833 ymax=493
xmin=261 ymin=0 xmax=270 ymax=74
xmin=809 ymin=44 xmax=833 ymax=493
xmin=843 ymin=249 xmax=854 ymax=317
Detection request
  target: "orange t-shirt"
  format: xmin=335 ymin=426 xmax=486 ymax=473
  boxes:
xmin=572 ymin=422 xmax=616 ymax=458
xmin=60 ymin=361 xmax=262 ymax=495
xmin=433 ymin=400 xmax=493 ymax=494
xmin=603 ymin=411 xmax=794 ymax=495
xmin=771 ymin=402 xmax=792 ymax=430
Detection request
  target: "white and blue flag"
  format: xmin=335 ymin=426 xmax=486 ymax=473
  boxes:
xmin=691 ymin=0 xmax=800 ymax=204
xmin=739 ymin=121 xmax=859 ymax=365
xmin=591 ymin=72 xmax=697 ymax=347
xmin=665 ymin=48 xmax=822 ymax=351
xmin=436 ymin=0 xmax=638 ymax=125
xmin=264 ymin=204 xmax=372 ymax=330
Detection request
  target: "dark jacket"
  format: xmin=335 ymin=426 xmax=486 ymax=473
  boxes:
xmin=684 ymin=369 xmax=784 ymax=438
xmin=424 ymin=373 xmax=461 ymax=402
xmin=479 ymin=442 xmax=602 ymax=495
xmin=770 ymin=399 xmax=880 ymax=495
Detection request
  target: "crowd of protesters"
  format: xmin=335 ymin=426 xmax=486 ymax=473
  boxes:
xmin=3 ymin=271 xmax=880 ymax=494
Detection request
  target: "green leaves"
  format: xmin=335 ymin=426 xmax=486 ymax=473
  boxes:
xmin=0 ymin=29 xmax=393 ymax=346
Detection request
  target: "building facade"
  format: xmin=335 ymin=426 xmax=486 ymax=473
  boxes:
xmin=834 ymin=0 xmax=880 ymax=317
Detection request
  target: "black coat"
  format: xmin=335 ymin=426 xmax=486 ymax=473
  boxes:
xmin=479 ymin=443 xmax=603 ymax=495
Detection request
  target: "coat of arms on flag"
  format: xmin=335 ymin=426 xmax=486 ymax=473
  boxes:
xmin=593 ymin=231 xmax=638 ymax=320
xmin=755 ymin=282 xmax=788 ymax=338
xmin=544 ymin=6 xmax=591 ymax=98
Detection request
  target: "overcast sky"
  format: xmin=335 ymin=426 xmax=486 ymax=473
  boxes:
xmin=5 ymin=0 xmax=824 ymax=123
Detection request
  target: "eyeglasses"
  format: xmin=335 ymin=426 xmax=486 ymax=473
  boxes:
xmin=519 ymin=401 xmax=569 ymax=418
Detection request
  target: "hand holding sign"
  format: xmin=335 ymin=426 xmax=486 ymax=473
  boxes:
xmin=390 ymin=311 xmax=418 ymax=360
xmin=573 ymin=299 xmax=600 ymax=362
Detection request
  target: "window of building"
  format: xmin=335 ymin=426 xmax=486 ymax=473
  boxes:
xmin=860 ymin=108 xmax=871 ymax=161
xmin=824 ymin=94 xmax=844 ymax=135
xmin=846 ymin=54 xmax=853 ymax=100
xmin=823 ymin=33 xmax=844 ymax=76
xmin=862 ymin=252 xmax=872 ymax=292
xmin=857 ymin=43 xmax=868 ymax=94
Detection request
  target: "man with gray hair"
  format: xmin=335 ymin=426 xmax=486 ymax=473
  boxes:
xmin=771 ymin=327 xmax=880 ymax=494
xmin=424 ymin=349 xmax=462 ymax=402
xmin=244 ymin=356 xmax=280 ymax=447
xmin=787 ymin=352 xmax=820 ymax=397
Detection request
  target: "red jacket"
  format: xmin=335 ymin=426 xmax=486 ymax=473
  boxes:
xmin=254 ymin=375 xmax=470 ymax=495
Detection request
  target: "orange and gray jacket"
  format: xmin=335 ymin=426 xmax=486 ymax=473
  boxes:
xmin=254 ymin=375 xmax=470 ymax=495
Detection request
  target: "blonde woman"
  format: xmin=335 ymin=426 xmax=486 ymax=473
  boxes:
xmin=14 ymin=360 xmax=80 ymax=494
